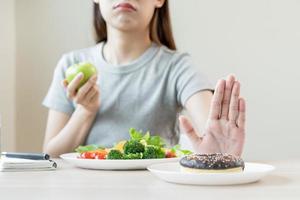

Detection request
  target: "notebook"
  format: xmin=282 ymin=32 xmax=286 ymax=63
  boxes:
xmin=0 ymin=157 xmax=57 ymax=172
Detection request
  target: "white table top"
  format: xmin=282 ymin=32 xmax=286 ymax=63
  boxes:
xmin=0 ymin=159 xmax=299 ymax=200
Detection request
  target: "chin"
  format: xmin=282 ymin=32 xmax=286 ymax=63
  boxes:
xmin=112 ymin=19 xmax=141 ymax=32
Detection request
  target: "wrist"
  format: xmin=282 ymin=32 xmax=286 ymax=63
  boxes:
xmin=75 ymin=105 xmax=98 ymax=119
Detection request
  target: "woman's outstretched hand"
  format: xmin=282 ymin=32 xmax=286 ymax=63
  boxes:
xmin=179 ymin=75 xmax=246 ymax=156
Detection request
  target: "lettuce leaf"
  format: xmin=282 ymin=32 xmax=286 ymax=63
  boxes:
xmin=129 ymin=128 xmax=143 ymax=141
xmin=75 ymin=144 xmax=104 ymax=153
xmin=147 ymin=135 xmax=165 ymax=147
xmin=171 ymin=144 xmax=193 ymax=156
xmin=129 ymin=128 xmax=165 ymax=148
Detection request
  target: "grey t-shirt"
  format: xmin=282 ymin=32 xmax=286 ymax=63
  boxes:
xmin=43 ymin=42 xmax=213 ymax=147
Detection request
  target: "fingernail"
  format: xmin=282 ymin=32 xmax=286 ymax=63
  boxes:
xmin=61 ymin=80 xmax=67 ymax=87
xmin=78 ymin=72 xmax=84 ymax=78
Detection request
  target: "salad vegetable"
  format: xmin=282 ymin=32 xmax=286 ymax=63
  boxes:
xmin=124 ymin=140 xmax=145 ymax=154
xmin=75 ymin=128 xmax=192 ymax=160
xmin=107 ymin=149 xmax=124 ymax=160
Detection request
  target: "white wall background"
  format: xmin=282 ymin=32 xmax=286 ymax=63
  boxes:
xmin=170 ymin=0 xmax=300 ymax=160
xmin=0 ymin=0 xmax=16 ymax=151
xmin=15 ymin=0 xmax=94 ymax=152
xmin=1 ymin=0 xmax=299 ymax=160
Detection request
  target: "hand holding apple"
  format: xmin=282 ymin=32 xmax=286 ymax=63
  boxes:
xmin=62 ymin=62 xmax=100 ymax=114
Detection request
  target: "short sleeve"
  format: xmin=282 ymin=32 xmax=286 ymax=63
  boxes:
xmin=172 ymin=53 xmax=214 ymax=107
xmin=42 ymin=54 xmax=75 ymax=114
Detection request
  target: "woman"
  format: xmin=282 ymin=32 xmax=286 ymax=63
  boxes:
xmin=43 ymin=0 xmax=246 ymax=157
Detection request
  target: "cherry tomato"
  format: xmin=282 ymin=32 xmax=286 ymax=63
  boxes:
xmin=165 ymin=151 xmax=177 ymax=158
xmin=80 ymin=151 xmax=96 ymax=159
xmin=94 ymin=150 xmax=108 ymax=159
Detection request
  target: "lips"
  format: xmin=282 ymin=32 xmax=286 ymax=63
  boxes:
xmin=113 ymin=2 xmax=137 ymax=11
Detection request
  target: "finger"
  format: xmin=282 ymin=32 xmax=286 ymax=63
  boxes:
xmin=61 ymin=80 xmax=68 ymax=88
xmin=89 ymin=89 xmax=100 ymax=104
xmin=220 ymin=75 xmax=235 ymax=119
xmin=67 ymin=73 xmax=84 ymax=98
xmin=228 ymin=81 xmax=240 ymax=124
xmin=75 ymin=75 xmax=97 ymax=102
xmin=179 ymin=116 xmax=202 ymax=143
xmin=237 ymin=97 xmax=246 ymax=128
xmin=208 ymin=79 xmax=226 ymax=120
xmin=86 ymin=85 xmax=98 ymax=102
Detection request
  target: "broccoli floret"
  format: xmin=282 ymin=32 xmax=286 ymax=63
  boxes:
xmin=156 ymin=148 xmax=166 ymax=159
xmin=123 ymin=140 xmax=145 ymax=154
xmin=143 ymin=146 xmax=166 ymax=159
xmin=143 ymin=146 xmax=157 ymax=159
xmin=124 ymin=153 xmax=143 ymax=159
xmin=107 ymin=149 xmax=124 ymax=159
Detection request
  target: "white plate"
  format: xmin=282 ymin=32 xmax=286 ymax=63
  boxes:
xmin=60 ymin=153 xmax=180 ymax=170
xmin=147 ymin=162 xmax=275 ymax=185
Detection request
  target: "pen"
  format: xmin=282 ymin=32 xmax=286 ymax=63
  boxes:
xmin=1 ymin=152 xmax=50 ymax=160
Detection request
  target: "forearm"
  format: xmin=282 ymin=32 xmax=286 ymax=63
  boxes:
xmin=44 ymin=106 xmax=97 ymax=157
xmin=185 ymin=91 xmax=212 ymax=135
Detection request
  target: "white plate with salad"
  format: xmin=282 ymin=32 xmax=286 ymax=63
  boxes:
xmin=60 ymin=128 xmax=192 ymax=170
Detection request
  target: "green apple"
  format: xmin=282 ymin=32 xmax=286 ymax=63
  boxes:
xmin=65 ymin=62 xmax=97 ymax=89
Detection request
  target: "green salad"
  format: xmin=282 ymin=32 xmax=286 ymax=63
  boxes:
xmin=75 ymin=128 xmax=192 ymax=160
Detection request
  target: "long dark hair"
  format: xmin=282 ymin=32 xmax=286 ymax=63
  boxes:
xmin=93 ymin=0 xmax=176 ymax=50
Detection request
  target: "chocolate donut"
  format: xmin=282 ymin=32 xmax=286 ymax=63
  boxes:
xmin=180 ymin=153 xmax=245 ymax=173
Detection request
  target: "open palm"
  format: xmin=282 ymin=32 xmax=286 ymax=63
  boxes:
xmin=180 ymin=75 xmax=246 ymax=156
